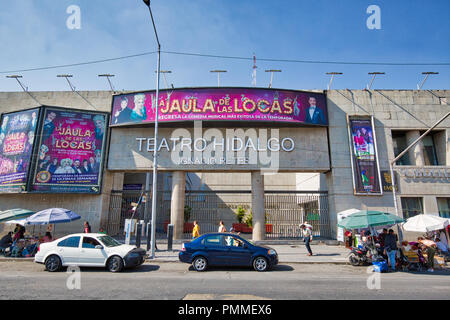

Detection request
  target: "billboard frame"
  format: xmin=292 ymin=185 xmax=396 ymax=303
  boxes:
xmin=109 ymin=86 xmax=328 ymax=128
xmin=28 ymin=105 xmax=110 ymax=195
xmin=346 ymin=114 xmax=383 ymax=196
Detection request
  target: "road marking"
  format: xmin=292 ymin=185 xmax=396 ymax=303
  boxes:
xmin=183 ymin=294 xmax=272 ymax=300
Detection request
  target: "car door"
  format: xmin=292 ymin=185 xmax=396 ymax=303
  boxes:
xmin=79 ymin=236 xmax=108 ymax=266
xmin=224 ymin=235 xmax=253 ymax=266
xmin=202 ymin=235 xmax=228 ymax=265
xmin=56 ymin=236 xmax=81 ymax=265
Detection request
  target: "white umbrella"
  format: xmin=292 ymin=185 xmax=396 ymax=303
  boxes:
xmin=402 ymin=214 xmax=449 ymax=233
xmin=5 ymin=219 xmax=27 ymax=226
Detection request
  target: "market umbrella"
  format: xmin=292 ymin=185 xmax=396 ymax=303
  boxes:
xmin=24 ymin=208 xmax=81 ymax=225
xmin=337 ymin=210 xmax=405 ymax=230
xmin=402 ymin=214 xmax=449 ymax=233
xmin=5 ymin=219 xmax=27 ymax=226
xmin=0 ymin=208 xmax=35 ymax=223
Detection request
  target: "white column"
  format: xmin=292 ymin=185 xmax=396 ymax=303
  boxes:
xmin=170 ymin=171 xmax=186 ymax=239
xmin=251 ymin=171 xmax=265 ymax=241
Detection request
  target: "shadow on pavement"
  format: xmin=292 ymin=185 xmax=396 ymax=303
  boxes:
xmin=187 ymin=264 xmax=294 ymax=272
xmin=66 ymin=264 xmax=160 ymax=273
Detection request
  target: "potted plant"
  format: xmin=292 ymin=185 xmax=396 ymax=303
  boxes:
xmin=163 ymin=205 xmax=193 ymax=233
xmin=242 ymin=212 xmax=273 ymax=234
xmin=183 ymin=205 xmax=193 ymax=233
xmin=233 ymin=205 xmax=249 ymax=232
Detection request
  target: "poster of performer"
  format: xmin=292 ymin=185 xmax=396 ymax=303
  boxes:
xmin=31 ymin=107 xmax=108 ymax=194
xmin=0 ymin=108 xmax=39 ymax=193
xmin=347 ymin=116 xmax=382 ymax=195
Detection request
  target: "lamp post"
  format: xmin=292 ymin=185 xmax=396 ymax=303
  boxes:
xmin=417 ymin=72 xmax=439 ymax=90
xmin=265 ymin=69 xmax=281 ymax=88
xmin=143 ymin=0 xmax=161 ymax=259
xmin=326 ymin=72 xmax=343 ymax=90
xmin=98 ymin=74 xmax=116 ymax=92
xmin=210 ymin=70 xmax=227 ymax=87
xmin=367 ymin=72 xmax=385 ymax=90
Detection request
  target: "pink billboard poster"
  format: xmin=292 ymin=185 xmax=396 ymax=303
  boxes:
xmin=111 ymin=88 xmax=327 ymax=126
xmin=32 ymin=108 xmax=107 ymax=193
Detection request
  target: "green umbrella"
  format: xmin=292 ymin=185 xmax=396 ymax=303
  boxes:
xmin=0 ymin=208 xmax=35 ymax=223
xmin=336 ymin=210 xmax=404 ymax=230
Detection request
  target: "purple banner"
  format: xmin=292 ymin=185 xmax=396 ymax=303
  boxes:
xmin=348 ymin=116 xmax=382 ymax=195
xmin=31 ymin=108 xmax=108 ymax=193
xmin=0 ymin=108 xmax=39 ymax=192
xmin=111 ymin=88 xmax=327 ymax=126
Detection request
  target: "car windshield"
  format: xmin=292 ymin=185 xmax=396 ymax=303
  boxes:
xmin=98 ymin=236 xmax=122 ymax=247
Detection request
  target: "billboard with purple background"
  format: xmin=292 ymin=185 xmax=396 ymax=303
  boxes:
xmin=0 ymin=108 xmax=40 ymax=192
xmin=110 ymin=87 xmax=327 ymax=126
xmin=31 ymin=107 xmax=108 ymax=194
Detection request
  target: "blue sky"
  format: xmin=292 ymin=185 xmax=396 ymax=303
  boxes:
xmin=0 ymin=0 xmax=449 ymax=92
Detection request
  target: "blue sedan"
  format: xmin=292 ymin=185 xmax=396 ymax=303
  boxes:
xmin=179 ymin=233 xmax=278 ymax=272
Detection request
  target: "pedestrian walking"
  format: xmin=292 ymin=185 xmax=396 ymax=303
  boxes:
xmin=218 ymin=220 xmax=227 ymax=233
xmin=300 ymin=223 xmax=313 ymax=256
xmin=83 ymin=221 xmax=92 ymax=233
xmin=384 ymin=229 xmax=398 ymax=272
xmin=192 ymin=220 xmax=200 ymax=239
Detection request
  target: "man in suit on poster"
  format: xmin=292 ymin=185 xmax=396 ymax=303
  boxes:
xmin=304 ymin=97 xmax=326 ymax=125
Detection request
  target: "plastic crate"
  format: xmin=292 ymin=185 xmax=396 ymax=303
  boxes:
xmin=372 ymin=260 xmax=388 ymax=272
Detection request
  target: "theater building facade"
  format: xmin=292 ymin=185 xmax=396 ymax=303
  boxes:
xmin=0 ymin=88 xmax=449 ymax=241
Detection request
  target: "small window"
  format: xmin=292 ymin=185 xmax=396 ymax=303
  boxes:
xmin=420 ymin=133 xmax=439 ymax=166
xmin=392 ymin=131 xmax=411 ymax=165
xmin=401 ymin=197 xmax=423 ymax=219
xmin=82 ymin=237 xmax=101 ymax=249
xmin=57 ymin=236 xmax=81 ymax=248
xmin=203 ymin=235 xmax=224 ymax=246
xmin=437 ymin=198 xmax=450 ymax=219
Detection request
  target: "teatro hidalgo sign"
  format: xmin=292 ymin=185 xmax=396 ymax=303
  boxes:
xmin=110 ymin=87 xmax=328 ymax=126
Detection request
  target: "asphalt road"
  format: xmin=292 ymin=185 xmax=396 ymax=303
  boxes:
xmin=0 ymin=261 xmax=449 ymax=300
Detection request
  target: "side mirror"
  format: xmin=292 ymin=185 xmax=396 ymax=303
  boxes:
xmin=95 ymin=245 xmax=103 ymax=250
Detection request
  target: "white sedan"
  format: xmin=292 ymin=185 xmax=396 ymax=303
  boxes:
xmin=35 ymin=233 xmax=146 ymax=272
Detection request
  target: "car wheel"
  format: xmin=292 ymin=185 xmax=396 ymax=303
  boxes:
xmin=192 ymin=256 xmax=208 ymax=272
xmin=253 ymin=256 xmax=269 ymax=272
xmin=107 ymin=256 xmax=124 ymax=273
xmin=45 ymin=255 xmax=62 ymax=272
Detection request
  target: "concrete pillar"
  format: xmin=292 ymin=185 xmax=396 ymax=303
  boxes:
xmin=170 ymin=171 xmax=186 ymax=240
xmin=251 ymin=171 xmax=265 ymax=241
xmin=406 ymin=131 xmax=425 ymax=166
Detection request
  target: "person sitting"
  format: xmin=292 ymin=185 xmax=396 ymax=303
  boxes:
xmin=435 ymin=238 xmax=449 ymax=256
xmin=0 ymin=232 xmax=13 ymax=255
xmin=42 ymin=232 xmax=53 ymax=243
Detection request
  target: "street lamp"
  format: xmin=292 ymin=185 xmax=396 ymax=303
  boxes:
xmin=143 ymin=0 xmax=161 ymax=259
xmin=265 ymin=69 xmax=281 ymax=88
xmin=155 ymin=70 xmax=172 ymax=89
xmin=367 ymin=72 xmax=385 ymax=90
xmin=210 ymin=70 xmax=227 ymax=87
xmin=417 ymin=72 xmax=439 ymax=90
xmin=98 ymin=74 xmax=116 ymax=92
xmin=326 ymin=72 xmax=343 ymax=90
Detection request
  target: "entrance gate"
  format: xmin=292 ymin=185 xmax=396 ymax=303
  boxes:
xmin=106 ymin=190 xmax=331 ymax=240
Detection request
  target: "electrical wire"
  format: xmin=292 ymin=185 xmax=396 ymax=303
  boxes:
xmin=1 ymin=50 xmax=449 ymax=75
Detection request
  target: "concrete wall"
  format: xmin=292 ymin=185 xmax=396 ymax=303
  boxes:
xmin=326 ymin=90 xmax=450 ymax=238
